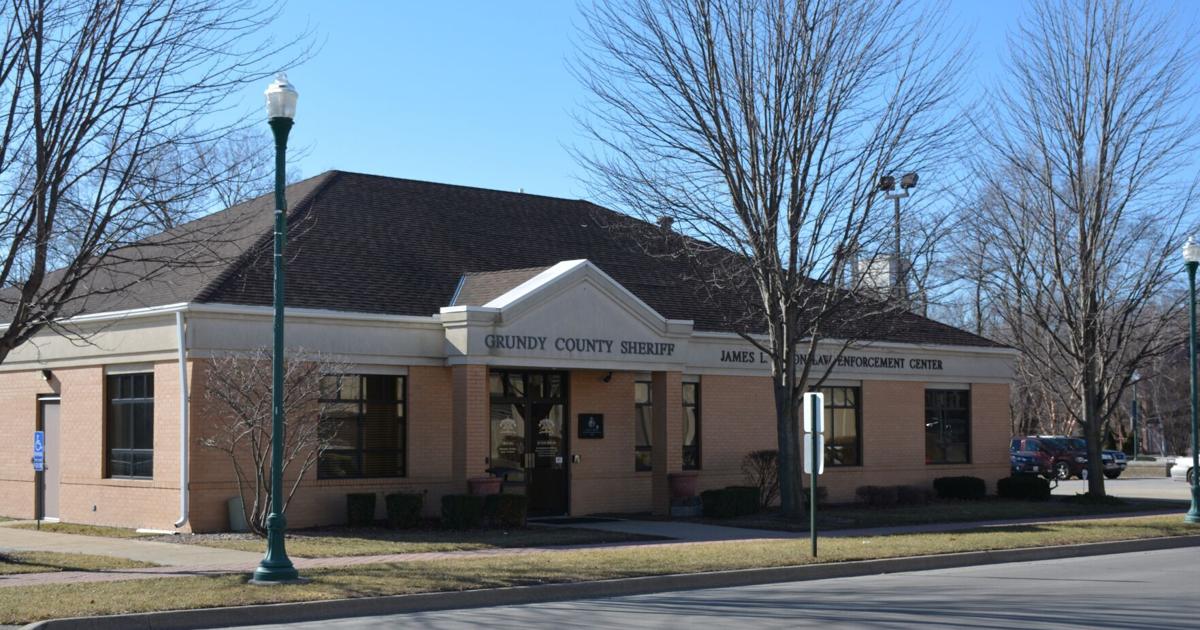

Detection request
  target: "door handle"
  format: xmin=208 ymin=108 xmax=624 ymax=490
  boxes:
xmin=525 ymin=453 xmax=535 ymax=468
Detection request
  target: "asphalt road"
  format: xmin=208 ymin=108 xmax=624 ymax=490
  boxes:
xmin=1052 ymin=476 xmax=1191 ymax=501
xmin=225 ymin=547 xmax=1200 ymax=629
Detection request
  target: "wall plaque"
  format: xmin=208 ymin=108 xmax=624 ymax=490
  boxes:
xmin=578 ymin=413 xmax=604 ymax=439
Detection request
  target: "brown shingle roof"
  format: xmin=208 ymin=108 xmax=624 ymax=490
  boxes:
xmin=7 ymin=170 xmax=1006 ymax=348
xmin=451 ymin=266 xmax=549 ymax=306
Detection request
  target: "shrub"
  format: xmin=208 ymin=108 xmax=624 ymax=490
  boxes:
xmin=897 ymin=485 xmax=935 ymax=506
xmin=997 ymin=475 xmax=1051 ymax=501
xmin=700 ymin=488 xmax=731 ymax=517
xmin=346 ymin=493 xmax=377 ymax=527
xmin=855 ymin=485 xmax=898 ymax=508
xmin=726 ymin=485 xmax=761 ymax=515
xmin=741 ymin=450 xmax=780 ymax=509
xmin=701 ymin=486 xmax=761 ymax=518
xmin=484 ymin=494 xmax=529 ymax=528
xmin=384 ymin=492 xmax=423 ymax=529
xmin=441 ymin=494 xmax=485 ymax=529
xmin=933 ymin=476 xmax=987 ymax=500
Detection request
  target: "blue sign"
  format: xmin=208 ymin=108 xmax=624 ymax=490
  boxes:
xmin=32 ymin=431 xmax=44 ymax=472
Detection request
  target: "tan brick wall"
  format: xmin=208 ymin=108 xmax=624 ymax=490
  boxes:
xmin=187 ymin=362 xmax=460 ymax=532
xmin=3 ymin=357 xmax=1013 ymax=530
xmin=0 ymin=364 xmax=186 ymax=529
xmin=452 ymin=364 xmax=490 ymax=483
xmin=0 ymin=370 xmax=56 ymax=518
xmin=568 ymin=370 xmax=651 ymax=514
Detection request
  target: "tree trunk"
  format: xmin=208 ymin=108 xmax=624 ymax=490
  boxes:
xmin=1083 ymin=380 xmax=1107 ymax=497
xmin=774 ymin=383 xmax=803 ymax=516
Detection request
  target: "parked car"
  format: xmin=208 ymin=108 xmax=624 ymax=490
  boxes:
xmin=1010 ymin=436 xmax=1085 ymax=480
xmin=1010 ymin=451 xmax=1038 ymax=476
xmin=1064 ymin=437 xmax=1127 ymax=479
xmin=1172 ymin=457 xmax=1194 ymax=484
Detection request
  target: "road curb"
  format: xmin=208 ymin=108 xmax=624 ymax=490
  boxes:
xmin=23 ymin=534 xmax=1200 ymax=629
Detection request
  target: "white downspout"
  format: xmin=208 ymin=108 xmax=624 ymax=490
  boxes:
xmin=174 ymin=310 xmax=189 ymax=528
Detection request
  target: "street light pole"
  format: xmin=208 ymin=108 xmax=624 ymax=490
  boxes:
xmin=253 ymin=73 xmax=301 ymax=582
xmin=1183 ymin=236 xmax=1200 ymax=524
xmin=877 ymin=172 xmax=918 ymax=306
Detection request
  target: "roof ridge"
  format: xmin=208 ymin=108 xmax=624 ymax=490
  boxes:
xmin=463 ymin=265 xmax=551 ymax=276
xmin=336 ymin=170 xmax=593 ymax=205
xmin=193 ymin=171 xmax=342 ymax=303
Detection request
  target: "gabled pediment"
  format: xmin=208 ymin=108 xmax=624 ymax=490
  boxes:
xmin=439 ymin=260 xmax=693 ymax=368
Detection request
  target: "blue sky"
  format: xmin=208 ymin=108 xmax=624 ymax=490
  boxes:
xmin=235 ymin=1 xmax=1182 ymax=200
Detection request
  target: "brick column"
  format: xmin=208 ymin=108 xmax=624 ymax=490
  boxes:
xmin=452 ymin=364 xmax=490 ymax=487
xmin=651 ymin=370 xmax=683 ymax=516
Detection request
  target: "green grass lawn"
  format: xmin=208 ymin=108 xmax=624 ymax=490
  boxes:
xmin=703 ymin=497 xmax=1185 ymax=532
xmin=0 ymin=552 xmax=156 ymax=576
xmin=0 ymin=514 xmax=1196 ymax=624
xmin=7 ymin=522 xmax=154 ymax=538
xmin=193 ymin=526 xmax=663 ymax=558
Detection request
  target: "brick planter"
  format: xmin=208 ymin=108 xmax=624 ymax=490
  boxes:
xmin=467 ymin=476 xmax=502 ymax=496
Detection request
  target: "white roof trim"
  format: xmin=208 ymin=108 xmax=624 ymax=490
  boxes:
xmin=482 ymin=259 xmax=692 ymax=332
xmin=484 ymin=260 xmax=588 ymax=309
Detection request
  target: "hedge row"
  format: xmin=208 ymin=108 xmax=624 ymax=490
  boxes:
xmin=855 ymin=484 xmax=934 ymax=508
xmin=701 ymin=486 xmax=761 ymax=518
xmin=441 ymin=493 xmax=529 ymax=529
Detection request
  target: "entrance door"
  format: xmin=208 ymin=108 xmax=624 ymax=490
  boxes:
xmin=38 ymin=399 xmax=61 ymax=520
xmin=489 ymin=371 xmax=568 ymax=516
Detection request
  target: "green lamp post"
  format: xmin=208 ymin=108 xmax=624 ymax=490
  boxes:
xmin=253 ymin=73 xmax=301 ymax=582
xmin=1183 ymin=236 xmax=1200 ymax=524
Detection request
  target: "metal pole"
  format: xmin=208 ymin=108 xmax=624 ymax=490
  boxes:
xmin=1187 ymin=261 xmax=1200 ymax=523
xmin=254 ymin=117 xmax=299 ymax=581
xmin=810 ymin=395 xmax=819 ymax=557
xmin=893 ymin=194 xmax=902 ymax=302
xmin=1131 ymin=387 xmax=1139 ymax=461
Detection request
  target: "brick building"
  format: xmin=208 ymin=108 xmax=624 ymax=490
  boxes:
xmin=0 ymin=171 xmax=1015 ymax=532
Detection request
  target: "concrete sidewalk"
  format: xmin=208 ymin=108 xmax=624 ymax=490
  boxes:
xmin=0 ymin=524 xmax=262 ymax=567
xmin=0 ymin=507 xmax=1185 ymax=590
xmin=551 ymin=507 xmax=1185 ymax=541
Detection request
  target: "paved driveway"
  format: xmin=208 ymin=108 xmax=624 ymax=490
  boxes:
xmin=222 ymin=547 xmax=1200 ymax=629
xmin=1052 ymin=477 xmax=1191 ymax=501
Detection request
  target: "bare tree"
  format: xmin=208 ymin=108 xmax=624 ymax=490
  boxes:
xmin=971 ymin=0 xmax=1199 ymax=495
xmin=199 ymin=348 xmax=347 ymax=536
xmin=574 ymin=0 xmax=964 ymax=515
xmin=0 ymin=0 xmax=306 ymax=364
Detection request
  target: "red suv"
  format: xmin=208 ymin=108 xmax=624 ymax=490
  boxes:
xmin=1010 ymin=436 xmax=1086 ymax=480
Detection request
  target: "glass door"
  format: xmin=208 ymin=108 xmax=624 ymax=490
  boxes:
xmin=489 ymin=371 xmax=568 ymax=516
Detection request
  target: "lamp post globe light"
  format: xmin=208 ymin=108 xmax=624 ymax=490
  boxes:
xmin=1183 ymin=236 xmax=1200 ymax=523
xmin=253 ymin=73 xmax=301 ymax=583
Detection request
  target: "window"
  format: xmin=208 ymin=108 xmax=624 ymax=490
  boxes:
xmin=819 ymin=386 xmax=861 ymax=466
xmin=106 ymin=373 xmax=154 ymax=478
xmin=635 ymin=380 xmax=652 ymax=471
xmin=318 ymin=374 xmax=406 ymax=479
xmin=682 ymin=382 xmax=700 ymax=470
xmin=926 ymin=389 xmax=970 ymax=464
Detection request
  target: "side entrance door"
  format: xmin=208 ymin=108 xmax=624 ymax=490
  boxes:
xmin=489 ymin=371 xmax=568 ymax=516
xmin=38 ymin=398 xmax=61 ymax=520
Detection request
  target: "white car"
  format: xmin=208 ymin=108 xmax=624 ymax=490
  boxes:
xmin=1171 ymin=458 xmax=1194 ymax=484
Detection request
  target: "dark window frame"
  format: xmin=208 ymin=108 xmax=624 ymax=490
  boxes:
xmin=682 ymin=381 xmax=701 ymax=470
xmin=635 ymin=380 xmax=653 ymax=471
xmin=925 ymin=388 xmax=971 ymax=465
xmin=317 ymin=374 xmax=407 ymax=480
xmin=106 ymin=372 xmax=155 ymax=480
xmin=818 ymin=386 xmax=862 ymax=467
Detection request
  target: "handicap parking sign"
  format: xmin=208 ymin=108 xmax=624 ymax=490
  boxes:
xmin=32 ymin=430 xmax=44 ymax=472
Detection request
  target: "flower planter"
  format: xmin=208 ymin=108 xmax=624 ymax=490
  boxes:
xmin=467 ymin=475 xmax=502 ymax=496
xmin=667 ymin=471 xmax=699 ymax=499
